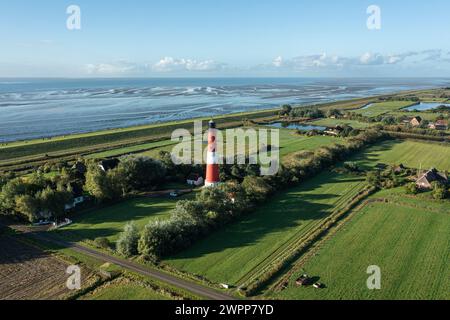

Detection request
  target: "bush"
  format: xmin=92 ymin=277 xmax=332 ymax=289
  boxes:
xmin=405 ymin=182 xmax=419 ymax=195
xmin=116 ymin=222 xmax=140 ymax=257
xmin=94 ymin=237 xmax=111 ymax=249
xmin=432 ymin=182 xmax=448 ymax=200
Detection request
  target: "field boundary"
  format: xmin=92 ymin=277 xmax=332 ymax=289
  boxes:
xmin=242 ymin=185 xmax=376 ymax=297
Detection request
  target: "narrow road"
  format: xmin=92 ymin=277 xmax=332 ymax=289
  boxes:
xmin=2 ymin=222 xmax=235 ymax=301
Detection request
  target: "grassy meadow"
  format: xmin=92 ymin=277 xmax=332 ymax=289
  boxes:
xmin=309 ymin=118 xmax=371 ymax=129
xmin=58 ymin=195 xmax=192 ymax=243
xmin=355 ymin=101 xmax=416 ymax=117
xmin=164 ymin=172 xmax=366 ymax=286
xmin=268 ymin=188 xmax=450 ymax=300
xmin=351 ymin=139 xmax=450 ymax=171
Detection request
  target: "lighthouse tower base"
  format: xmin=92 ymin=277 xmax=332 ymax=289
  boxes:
xmin=204 ymin=181 xmax=221 ymax=188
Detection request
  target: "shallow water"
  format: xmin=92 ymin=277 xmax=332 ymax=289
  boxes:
xmin=267 ymin=122 xmax=327 ymax=131
xmin=404 ymin=102 xmax=450 ymax=111
xmin=0 ymin=78 xmax=448 ymax=142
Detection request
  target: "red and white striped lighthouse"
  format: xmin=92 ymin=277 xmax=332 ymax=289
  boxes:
xmin=205 ymin=120 xmax=220 ymax=187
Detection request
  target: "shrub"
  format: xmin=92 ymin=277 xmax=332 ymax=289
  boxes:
xmin=94 ymin=237 xmax=111 ymax=249
xmin=432 ymin=182 xmax=448 ymax=200
xmin=116 ymin=222 xmax=140 ymax=257
xmin=405 ymin=182 xmax=419 ymax=195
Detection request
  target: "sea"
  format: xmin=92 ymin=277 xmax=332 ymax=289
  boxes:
xmin=0 ymin=77 xmax=449 ymax=143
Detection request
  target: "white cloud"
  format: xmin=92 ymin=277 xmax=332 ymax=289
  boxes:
xmin=272 ymin=56 xmax=284 ymax=67
xmin=269 ymin=50 xmax=450 ymax=73
xmin=83 ymin=50 xmax=450 ymax=77
xmin=152 ymin=57 xmax=226 ymax=72
xmin=85 ymin=61 xmax=149 ymax=75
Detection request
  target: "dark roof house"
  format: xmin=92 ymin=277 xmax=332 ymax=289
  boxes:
xmin=99 ymin=159 xmax=120 ymax=171
xmin=72 ymin=161 xmax=87 ymax=174
xmin=429 ymin=120 xmax=449 ymax=130
xmin=416 ymin=168 xmax=448 ymax=189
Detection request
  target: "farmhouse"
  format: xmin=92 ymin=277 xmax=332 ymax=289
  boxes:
xmin=71 ymin=161 xmax=87 ymax=175
xmin=393 ymin=163 xmax=406 ymax=174
xmin=324 ymin=125 xmax=344 ymax=136
xmin=295 ymin=274 xmax=311 ymax=287
xmin=99 ymin=159 xmax=120 ymax=171
xmin=65 ymin=184 xmax=86 ymax=210
xmin=428 ymin=120 xmax=448 ymax=130
xmin=410 ymin=116 xmax=422 ymax=127
xmin=416 ymin=168 xmax=448 ymax=189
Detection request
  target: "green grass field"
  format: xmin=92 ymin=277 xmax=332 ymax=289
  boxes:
xmin=85 ymin=139 xmax=177 ymax=159
xmin=165 ymin=172 xmax=366 ymax=286
xmin=58 ymin=195 xmax=190 ymax=243
xmin=277 ymin=130 xmax=343 ymax=158
xmin=269 ymin=188 xmax=450 ymax=300
xmin=355 ymin=101 xmax=416 ymax=117
xmin=351 ymin=139 xmax=450 ymax=171
xmin=309 ymin=118 xmax=371 ymax=129
xmin=138 ymin=128 xmax=341 ymax=160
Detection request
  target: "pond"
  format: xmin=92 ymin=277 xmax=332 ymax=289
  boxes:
xmin=404 ymin=102 xmax=450 ymax=111
xmin=361 ymin=103 xmax=374 ymax=109
xmin=266 ymin=122 xmax=327 ymax=131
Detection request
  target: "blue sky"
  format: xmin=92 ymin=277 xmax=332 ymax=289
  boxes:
xmin=1 ymin=0 xmax=450 ymax=77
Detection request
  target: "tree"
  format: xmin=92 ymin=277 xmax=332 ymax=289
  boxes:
xmin=279 ymin=104 xmax=292 ymax=116
xmin=84 ymin=163 xmax=123 ymax=202
xmin=241 ymin=176 xmax=273 ymax=203
xmin=0 ymin=178 xmax=28 ymax=212
xmin=116 ymin=222 xmax=140 ymax=257
xmin=326 ymin=109 xmax=342 ymax=118
xmin=15 ymin=194 xmax=39 ymax=222
xmin=366 ymin=171 xmax=381 ymax=188
xmin=171 ymin=200 xmax=205 ymax=223
xmin=196 ymin=187 xmax=233 ymax=219
xmin=36 ymin=186 xmax=72 ymax=221
xmin=84 ymin=163 xmax=109 ymax=201
xmin=405 ymin=182 xmax=419 ymax=195
xmin=118 ymin=156 xmax=167 ymax=192
xmin=432 ymin=182 xmax=448 ymax=200
xmin=344 ymin=162 xmax=360 ymax=172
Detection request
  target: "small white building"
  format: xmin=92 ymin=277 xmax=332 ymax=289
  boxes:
xmin=187 ymin=174 xmax=204 ymax=187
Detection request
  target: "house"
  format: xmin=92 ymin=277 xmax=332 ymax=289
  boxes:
xmin=71 ymin=161 xmax=87 ymax=175
xmin=295 ymin=274 xmax=311 ymax=287
xmin=428 ymin=120 xmax=448 ymax=130
xmin=98 ymin=159 xmax=120 ymax=171
xmin=71 ymin=161 xmax=87 ymax=179
xmin=393 ymin=164 xmax=406 ymax=174
xmin=416 ymin=168 xmax=448 ymax=189
xmin=410 ymin=116 xmax=422 ymax=127
xmin=65 ymin=184 xmax=86 ymax=210
xmin=186 ymin=173 xmax=204 ymax=187
xmin=324 ymin=125 xmax=344 ymax=136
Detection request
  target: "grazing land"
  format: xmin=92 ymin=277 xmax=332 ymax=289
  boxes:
xmin=276 ymin=130 xmax=343 ymax=158
xmin=85 ymin=139 xmax=178 ymax=159
xmin=351 ymin=139 xmax=450 ymax=171
xmin=355 ymin=101 xmax=416 ymax=117
xmin=137 ymin=128 xmax=342 ymax=160
xmin=165 ymin=172 xmax=366 ymax=286
xmin=309 ymin=118 xmax=371 ymax=129
xmin=268 ymin=188 xmax=450 ymax=300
